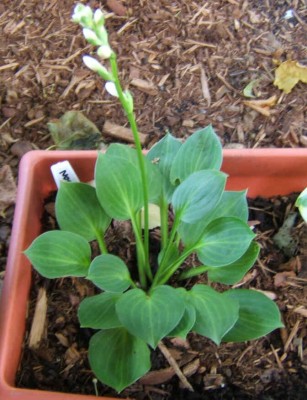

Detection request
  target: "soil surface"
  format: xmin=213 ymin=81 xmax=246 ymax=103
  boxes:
xmin=1 ymin=0 xmax=307 ymax=399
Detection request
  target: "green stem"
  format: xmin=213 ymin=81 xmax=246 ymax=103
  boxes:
xmin=152 ymin=248 xmax=194 ymax=288
xmin=154 ymin=247 xmax=195 ymax=287
xmin=178 ymin=265 xmax=210 ymax=281
xmin=95 ymin=231 xmax=108 ymax=254
xmin=152 ymin=212 xmax=182 ymax=286
xmin=109 ymin=53 xmax=150 ymax=282
xmin=130 ymin=214 xmax=147 ymax=288
xmin=160 ymin=198 xmax=169 ymax=249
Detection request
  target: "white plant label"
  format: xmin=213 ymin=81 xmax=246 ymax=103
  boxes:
xmin=51 ymin=161 xmax=80 ymax=188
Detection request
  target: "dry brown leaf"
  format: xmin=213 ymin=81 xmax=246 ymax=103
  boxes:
xmin=274 ymin=271 xmax=296 ymax=287
xmin=274 ymin=61 xmax=307 ymax=94
xmin=0 ymin=165 xmax=17 ymax=215
xmin=139 ymin=367 xmax=175 ymax=385
xmin=243 ymin=95 xmax=277 ymax=117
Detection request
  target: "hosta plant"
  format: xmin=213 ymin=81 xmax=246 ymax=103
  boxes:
xmin=25 ymin=3 xmax=283 ymax=393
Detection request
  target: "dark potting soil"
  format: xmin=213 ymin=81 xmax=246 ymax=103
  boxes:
xmin=16 ymin=193 xmax=307 ymax=399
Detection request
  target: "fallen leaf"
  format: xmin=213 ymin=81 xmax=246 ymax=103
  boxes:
xmin=47 ymin=111 xmax=101 ymax=150
xmin=243 ymin=79 xmax=260 ymax=98
xmin=0 ymin=165 xmax=17 ymax=215
xmin=274 ymin=271 xmax=296 ymax=287
xmin=243 ymin=95 xmax=277 ymax=117
xmin=139 ymin=367 xmax=175 ymax=385
xmin=273 ymin=212 xmax=298 ymax=257
xmin=274 ymin=60 xmax=307 ymax=94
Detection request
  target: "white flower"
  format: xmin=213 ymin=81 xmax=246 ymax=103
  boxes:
xmin=97 ymin=45 xmax=112 ymax=60
xmin=72 ymin=4 xmax=93 ymax=27
xmin=83 ymin=55 xmax=102 ymax=72
xmin=82 ymin=28 xmax=102 ymax=45
xmin=94 ymin=9 xmax=105 ymax=26
xmin=105 ymin=81 xmax=119 ymax=97
xmin=83 ymin=56 xmax=113 ymax=81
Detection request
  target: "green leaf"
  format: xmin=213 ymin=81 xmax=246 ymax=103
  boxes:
xmin=24 ymin=231 xmax=91 ymax=278
xmin=106 ymin=143 xmax=138 ymax=162
xmin=189 ymin=285 xmax=239 ymax=345
xmin=55 ymin=182 xmax=111 ymax=241
xmin=222 ymin=289 xmax=283 ymax=342
xmin=78 ymin=292 xmax=122 ymax=329
xmin=95 ymin=152 xmax=143 ymax=220
xmin=295 ymin=187 xmax=307 ymax=222
xmin=243 ymin=79 xmax=260 ymax=98
xmin=170 ymin=125 xmax=222 ymax=184
xmin=168 ymin=289 xmax=196 ymax=339
xmin=158 ymin=242 xmax=179 ymax=268
xmin=89 ymin=328 xmax=150 ymax=392
xmin=209 ymin=190 xmax=248 ymax=222
xmin=208 ymin=242 xmax=260 ymax=284
xmin=106 ymin=144 xmax=162 ymax=205
xmin=197 ymin=217 xmax=255 ymax=267
xmin=172 ymin=170 xmax=226 ymax=224
xmin=87 ymin=254 xmax=131 ymax=292
xmin=116 ymin=286 xmax=185 ymax=348
xmin=147 ymin=133 xmax=182 ymax=201
xmin=179 ymin=190 xmax=248 ymax=248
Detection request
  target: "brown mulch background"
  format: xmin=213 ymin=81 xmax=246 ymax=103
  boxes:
xmin=0 ymin=0 xmax=307 ymax=399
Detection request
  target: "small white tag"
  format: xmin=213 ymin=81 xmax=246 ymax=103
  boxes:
xmin=50 ymin=161 xmax=80 ymax=188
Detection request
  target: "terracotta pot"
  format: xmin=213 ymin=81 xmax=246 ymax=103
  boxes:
xmin=0 ymin=148 xmax=306 ymax=400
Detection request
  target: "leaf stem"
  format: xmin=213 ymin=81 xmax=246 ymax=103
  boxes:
xmin=130 ymin=213 xmax=148 ymax=288
xmin=155 ymin=247 xmax=196 ymax=286
xmin=152 ymin=212 xmax=182 ymax=286
xmin=95 ymin=231 xmax=108 ymax=254
xmin=160 ymin=198 xmax=169 ymax=249
xmin=178 ymin=265 xmax=210 ymax=280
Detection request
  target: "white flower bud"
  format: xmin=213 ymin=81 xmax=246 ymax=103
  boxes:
xmin=97 ymin=45 xmax=112 ymax=60
xmin=83 ymin=56 xmax=113 ymax=81
xmin=72 ymin=4 xmax=93 ymax=28
xmin=105 ymin=81 xmax=119 ymax=97
xmin=83 ymin=55 xmax=102 ymax=72
xmin=94 ymin=9 xmax=105 ymax=27
xmin=82 ymin=28 xmax=102 ymax=45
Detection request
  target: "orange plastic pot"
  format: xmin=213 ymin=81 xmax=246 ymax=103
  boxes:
xmin=0 ymin=148 xmax=306 ymax=399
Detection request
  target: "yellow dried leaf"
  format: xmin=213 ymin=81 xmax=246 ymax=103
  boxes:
xmin=274 ymin=60 xmax=307 ymax=94
xmin=243 ymin=95 xmax=277 ymax=117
